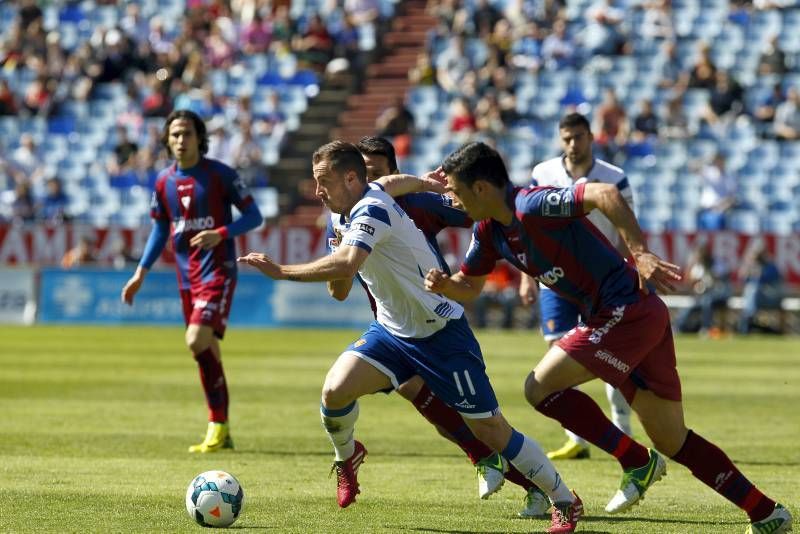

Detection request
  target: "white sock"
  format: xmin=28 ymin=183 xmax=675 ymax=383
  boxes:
xmin=503 ymin=429 xmax=573 ymax=503
xmin=320 ymin=401 xmax=359 ymax=461
xmin=605 ymin=383 xmax=633 ymax=436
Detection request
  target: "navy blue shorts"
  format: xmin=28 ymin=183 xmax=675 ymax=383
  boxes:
xmin=539 ymin=287 xmax=582 ymax=342
xmin=345 ymin=317 xmax=500 ymax=418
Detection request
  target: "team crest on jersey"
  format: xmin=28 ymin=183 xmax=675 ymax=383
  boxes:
xmin=181 ymin=196 xmax=191 ymax=209
xmin=354 ymin=339 xmax=367 ymax=348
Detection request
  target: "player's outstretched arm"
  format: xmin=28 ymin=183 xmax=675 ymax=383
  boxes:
xmin=238 ymin=244 xmax=369 ymax=282
xmin=424 ymin=269 xmax=486 ymax=302
xmin=121 ymin=266 xmax=148 ymax=305
xmin=376 ymin=171 xmax=446 ymax=198
xmin=582 ymin=183 xmax=682 ymax=293
xmin=328 ymin=277 xmax=354 ymax=301
xmin=519 ymin=273 xmax=539 ymax=306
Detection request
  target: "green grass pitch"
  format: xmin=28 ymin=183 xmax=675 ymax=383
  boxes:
xmin=2 ymin=325 xmax=797 ymax=533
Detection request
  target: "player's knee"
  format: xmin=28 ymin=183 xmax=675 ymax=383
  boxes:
xmin=524 ymin=372 xmax=545 ymax=407
xmin=321 ymin=376 xmax=355 ymax=410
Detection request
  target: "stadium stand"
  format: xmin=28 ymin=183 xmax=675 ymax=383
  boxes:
xmin=0 ymin=0 xmax=799 ymax=234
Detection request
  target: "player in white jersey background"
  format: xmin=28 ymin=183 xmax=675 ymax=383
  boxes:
xmin=239 ymin=141 xmax=583 ymax=534
xmin=519 ymin=112 xmax=635 ymax=461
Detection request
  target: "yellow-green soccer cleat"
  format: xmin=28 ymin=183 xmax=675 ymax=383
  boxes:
xmin=476 ymin=452 xmax=506 ymax=499
xmin=188 ymin=422 xmax=234 ymax=453
xmin=547 ymin=439 xmax=590 ymax=460
xmin=747 ymin=504 xmax=793 ymax=534
xmin=605 ymin=448 xmax=666 ymax=513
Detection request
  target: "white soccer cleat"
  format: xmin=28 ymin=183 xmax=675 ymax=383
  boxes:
xmin=605 ymin=448 xmax=667 ymax=514
xmin=476 ymin=452 xmax=506 ymax=499
xmin=518 ymin=486 xmax=551 ymax=518
xmin=747 ymin=503 xmax=793 ymax=534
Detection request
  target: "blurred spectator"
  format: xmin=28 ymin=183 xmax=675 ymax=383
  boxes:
xmin=639 ymin=0 xmax=674 ymax=42
xmin=661 ymin=96 xmax=692 ymax=139
xmin=697 ymin=153 xmax=737 ymax=230
xmin=541 ymin=18 xmax=576 ymax=69
xmin=11 ymin=181 xmax=36 ymax=223
xmin=475 ymin=92 xmax=506 ymax=139
xmin=293 ymin=13 xmax=334 ymax=72
xmin=375 ymin=97 xmax=414 ymax=158
xmin=0 ymin=80 xmax=18 ymax=115
xmin=509 ymin=22 xmax=543 ymax=72
xmin=39 ymin=177 xmax=69 ymax=222
xmin=753 ymin=83 xmax=784 ymax=138
xmin=206 ymin=116 xmax=234 ymax=166
xmin=449 ymin=97 xmax=477 ymax=139
xmin=230 ymin=119 xmax=268 ymax=187
xmin=687 ymin=43 xmax=717 ymax=90
xmin=703 ymin=70 xmax=744 ymax=128
xmin=113 ymin=127 xmax=139 ymax=169
xmin=593 ymin=88 xmax=629 ymax=163
xmin=241 ymin=11 xmax=273 ymax=55
xmin=581 ymin=0 xmax=628 ymax=57
xmin=22 ymin=75 xmax=54 ymax=117
xmin=633 ymin=99 xmax=659 ymax=137
xmin=774 ymin=86 xmax=800 ymax=141
xmin=656 ymin=40 xmax=687 ymax=93
xmin=111 ymin=239 xmax=139 ymax=270
xmin=408 ymin=52 xmax=437 ymax=86
xmin=12 ymin=134 xmax=39 ymax=176
xmin=737 ymin=244 xmax=784 ymax=335
xmin=436 ymin=34 xmax=473 ymax=95
xmin=473 ymin=262 xmax=519 ymax=329
xmin=61 ymin=235 xmax=97 ymax=269
xmin=473 ymin=0 xmax=503 ymax=38
xmin=758 ymin=34 xmax=787 ymax=76
xmin=676 ymin=243 xmax=733 ymax=336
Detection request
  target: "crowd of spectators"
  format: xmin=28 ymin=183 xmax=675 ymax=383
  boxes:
xmin=0 ymin=0 xmax=386 ymax=223
xmin=394 ymin=0 xmax=800 ymax=232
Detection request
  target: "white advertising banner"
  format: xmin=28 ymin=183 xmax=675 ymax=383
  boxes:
xmin=0 ymin=269 xmax=36 ymax=324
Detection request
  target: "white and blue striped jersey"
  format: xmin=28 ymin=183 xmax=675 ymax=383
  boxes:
xmin=334 ymin=183 xmax=464 ymax=338
xmin=530 ymin=156 xmax=634 ymax=252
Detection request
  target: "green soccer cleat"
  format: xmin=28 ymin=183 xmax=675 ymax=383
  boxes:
xmin=747 ymin=504 xmax=793 ymax=534
xmin=476 ymin=452 xmax=506 ymax=499
xmin=605 ymin=448 xmax=667 ymax=513
xmin=188 ymin=422 xmax=234 ymax=453
xmin=518 ymin=486 xmax=550 ymax=518
xmin=547 ymin=439 xmax=590 ymax=460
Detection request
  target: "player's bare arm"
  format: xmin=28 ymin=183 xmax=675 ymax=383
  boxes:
xmin=121 ymin=265 xmax=148 ymax=305
xmin=582 ymin=183 xmax=682 ymax=293
xmin=424 ymin=269 xmax=487 ymax=302
xmin=375 ymin=173 xmax=446 ymax=197
xmin=328 ymin=277 xmax=354 ymax=301
xmin=238 ymin=244 xmax=369 ymax=282
xmin=518 ymin=273 xmax=539 ymax=306
xmin=190 ymin=229 xmax=223 ymax=250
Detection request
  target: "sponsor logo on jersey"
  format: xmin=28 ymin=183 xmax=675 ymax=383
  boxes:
xmin=588 ymin=305 xmax=626 ymax=344
xmin=594 ymin=349 xmax=630 ymax=373
xmin=542 ymin=189 xmax=574 ymax=216
xmin=354 ymin=338 xmax=367 ymax=348
xmin=174 ymin=216 xmax=215 ymax=233
xmin=353 ymin=222 xmax=375 ymax=235
xmin=533 ymin=266 xmax=565 ymax=286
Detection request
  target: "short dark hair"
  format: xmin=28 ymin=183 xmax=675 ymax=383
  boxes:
xmin=558 ymin=112 xmax=592 ymax=132
xmin=312 ymin=140 xmax=367 ymax=182
xmin=355 ymin=136 xmax=399 ymax=173
xmin=441 ymin=142 xmax=509 ymax=188
xmin=161 ymin=109 xmax=209 ymax=157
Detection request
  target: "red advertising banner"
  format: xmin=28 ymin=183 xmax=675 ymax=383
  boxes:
xmin=1 ymin=224 xmax=798 ymax=286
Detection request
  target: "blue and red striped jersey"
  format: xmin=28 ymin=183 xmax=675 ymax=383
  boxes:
xmin=461 ymin=184 xmax=641 ymax=317
xmin=151 ymin=157 xmax=254 ymax=289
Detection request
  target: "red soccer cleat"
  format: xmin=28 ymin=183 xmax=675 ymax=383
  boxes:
xmin=547 ymin=492 xmax=583 ymax=534
xmin=330 ymin=441 xmax=367 ymax=508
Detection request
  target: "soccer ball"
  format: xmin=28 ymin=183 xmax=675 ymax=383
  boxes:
xmin=185 ymin=470 xmax=244 ymax=528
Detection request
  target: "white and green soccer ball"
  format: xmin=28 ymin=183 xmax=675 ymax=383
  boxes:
xmin=185 ymin=470 xmax=244 ymax=528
